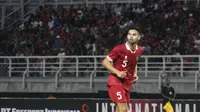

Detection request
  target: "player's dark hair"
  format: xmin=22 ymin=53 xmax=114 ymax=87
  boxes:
xmin=128 ymin=26 xmax=141 ymax=35
xmin=121 ymin=26 xmax=142 ymax=40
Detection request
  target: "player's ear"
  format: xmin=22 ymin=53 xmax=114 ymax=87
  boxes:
xmin=138 ymin=33 xmax=141 ymax=40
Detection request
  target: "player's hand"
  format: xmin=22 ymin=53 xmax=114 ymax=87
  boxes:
xmin=132 ymin=76 xmax=138 ymax=84
xmin=116 ymin=71 xmax=127 ymax=78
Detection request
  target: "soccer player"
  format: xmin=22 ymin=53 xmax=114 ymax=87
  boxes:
xmin=103 ymin=27 xmax=143 ymax=112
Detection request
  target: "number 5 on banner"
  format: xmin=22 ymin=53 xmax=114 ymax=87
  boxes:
xmin=116 ymin=92 xmax=122 ymax=100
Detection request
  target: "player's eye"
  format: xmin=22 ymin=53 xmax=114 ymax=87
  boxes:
xmin=132 ymin=34 xmax=136 ymax=36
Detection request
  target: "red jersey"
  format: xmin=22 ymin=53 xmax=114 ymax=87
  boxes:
xmin=107 ymin=42 xmax=143 ymax=91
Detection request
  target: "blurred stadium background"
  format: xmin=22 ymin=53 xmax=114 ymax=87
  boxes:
xmin=0 ymin=0 xmax=200 ymax=111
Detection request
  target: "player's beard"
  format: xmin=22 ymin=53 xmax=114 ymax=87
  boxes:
xmin=127 ymin=39 xmax=137 ymax=45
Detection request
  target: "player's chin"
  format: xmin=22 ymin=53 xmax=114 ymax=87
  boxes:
xmin=128 ymin=41 xmax=136 ymax=45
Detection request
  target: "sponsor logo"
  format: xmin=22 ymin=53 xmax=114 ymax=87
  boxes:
xmin=95 ymin=102 xmax=197 ymax=112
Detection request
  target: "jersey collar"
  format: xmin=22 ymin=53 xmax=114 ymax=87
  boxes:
xmin=125 ymin=42 xmax=138 ymax=53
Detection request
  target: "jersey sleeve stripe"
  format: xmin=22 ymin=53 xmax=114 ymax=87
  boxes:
xmin=107 ymin=56 xmax=113 ymax=61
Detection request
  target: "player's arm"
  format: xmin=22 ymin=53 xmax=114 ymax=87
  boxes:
xmin=103 ymin=57 xmax=127 ymax=78
xmin=132 ymin=65 xmax=138 ymax=83
xmin=103 ymin=57 xmax=119 ymax=74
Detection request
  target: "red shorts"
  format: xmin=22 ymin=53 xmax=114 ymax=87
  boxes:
xmin=108 ymin=85 xmax=130 ymax=103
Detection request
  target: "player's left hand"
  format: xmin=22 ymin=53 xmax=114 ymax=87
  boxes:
xmin=132 ymin=76 xmax=138 ymax=84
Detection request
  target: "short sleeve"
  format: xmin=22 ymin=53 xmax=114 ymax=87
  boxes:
xmin=138 ymin=46 xmax=144 ymax=57
xmin=107 ymin=46 xmax=119 ymax=62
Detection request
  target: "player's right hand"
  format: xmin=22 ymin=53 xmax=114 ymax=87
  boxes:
xmin=116 ymin=71 xmax=127 ymax=78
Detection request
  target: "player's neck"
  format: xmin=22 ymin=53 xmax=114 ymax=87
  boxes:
xmin=127 ymin=42 xmax=137 ymax=50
